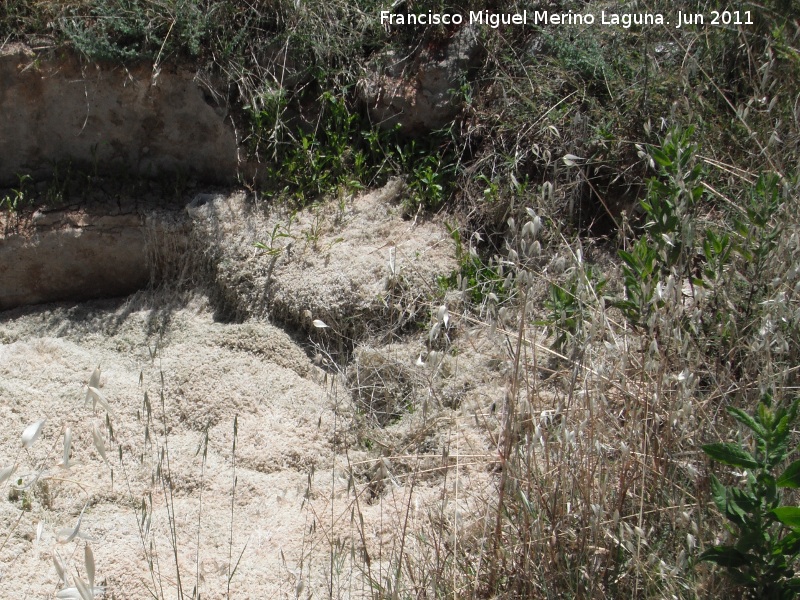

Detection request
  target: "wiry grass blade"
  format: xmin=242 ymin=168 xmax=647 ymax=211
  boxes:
xmin=85 ymin=542 xmax=95 ymax=588
xmin=63 ymin=427 xmax=72 ymax=469
xmin=74 ymin=575 xmax=94 ymax=600
xmin=22 ymin=418 xmax=46 ymax=448
xmin=53 ymin=550 xmax=67 ymax=585
xmin=0 ymin=463 xmax=17 ymax=485
xmin=87 ymin=387 xmax=116 ymax=418
xmin=58 ymin=503 xmax=88 ymax=543
xmin=92 ymin=426 xmax=108 ymax=464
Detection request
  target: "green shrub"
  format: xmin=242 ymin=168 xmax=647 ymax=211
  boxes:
xmin=700 ymin=394 xmax=800 ymax=599
xmin=61 ymin=0 xmax=208 ymax=61
xmin=543 ymin=265 xmax=606 ymax=353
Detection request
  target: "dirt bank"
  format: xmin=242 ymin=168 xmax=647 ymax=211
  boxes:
xmin=0 ymin=185 xmax=507 ymax=598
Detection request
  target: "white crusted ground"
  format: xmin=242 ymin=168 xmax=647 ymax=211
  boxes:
xmin=0 ymin=186 xmax=507 ymax=599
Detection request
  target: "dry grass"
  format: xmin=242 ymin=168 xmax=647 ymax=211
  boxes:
xmin=2 ymin=1 xmax=800 ymax=598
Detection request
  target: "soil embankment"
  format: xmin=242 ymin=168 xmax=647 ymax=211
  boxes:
xmin=0 ymin=43 xmax=238 ymax=186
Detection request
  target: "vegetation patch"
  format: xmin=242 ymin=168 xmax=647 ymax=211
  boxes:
xmin=2 ymin=0 xmax=800 ymax=597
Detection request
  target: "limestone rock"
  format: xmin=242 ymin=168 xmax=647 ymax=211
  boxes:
xmin=359 ymin=26 xmax=482 ymax=133
xmin=0 ymin=207 xmax=148 ymax=310
xmin=0 ymin=44 xmax=238 ymax=186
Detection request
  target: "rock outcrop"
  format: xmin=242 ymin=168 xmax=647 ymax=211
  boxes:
xmin=359 ymin=26 xmax=482 ymax=133
xmin=0 ymin=43 xmax=238 ymax=186
xmin=0 ymin=207 xmax=142 ymax=310
xmin=0 ymin=181 xmax=457 ymax=330
xmin=0 ymin=200 xmax=187 ymax=310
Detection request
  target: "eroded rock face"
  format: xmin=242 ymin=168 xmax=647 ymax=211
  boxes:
xmin=0 ymin=43 xmax=238 ymax=186
xmin=0 ymin=200 xmax=190 ymax=310
xmin=0 ymin=181 xmax=457 ymax=329
xmin=0 ymin=207 xmax=148 ymax=310
xmin=359 ymin=26 xmax=482 ymax=133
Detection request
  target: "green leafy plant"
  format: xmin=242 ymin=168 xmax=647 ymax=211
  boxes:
xmin=254 ymin=221 xmax=295 ymax=257
xmin=731 ymin=173 xmax=785 ymax=319
xmin=613 ymin=127 xmax=707 ymax=328
xmin=61 ymin=0 xmax=208 ymax=61
xmin=615 ymin=237 xmax=662 ymax=327
xmin=0 ymin=173 xmax=33 ymax=213
xmin=409 ymin=159 xmax=444 ymax=209
xmin=700 ymin=394 xmax=800 ymax=599
xmin=543 ymin=265 xmax=606 ymax=353
xmin=438 ymin=223 xmax=506 ymax=305
xmin=640 ymin=126 xmax=704 ymax=274
xmin=256 ymin=91 xmax=413 ymax=202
